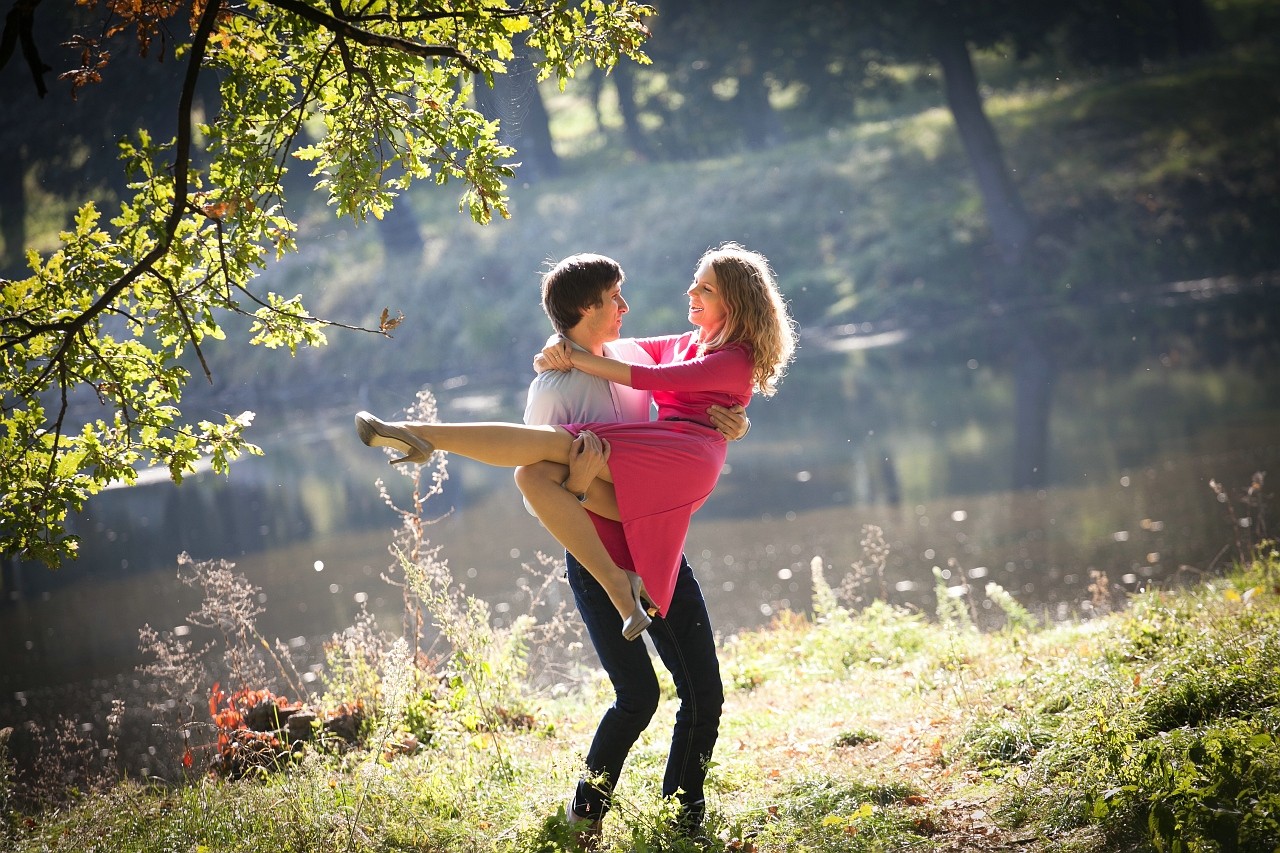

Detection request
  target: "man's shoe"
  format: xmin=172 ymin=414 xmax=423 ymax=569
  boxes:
xmin=566 ymin=795 xmax=603 ymax=851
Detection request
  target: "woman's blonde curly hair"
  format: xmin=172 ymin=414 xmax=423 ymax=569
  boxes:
xmin=695 ymin=242 xmax=797 ymax=397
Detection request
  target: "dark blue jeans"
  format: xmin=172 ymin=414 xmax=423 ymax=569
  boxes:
xmin=566 ymin=552 xmax=724 ymax=825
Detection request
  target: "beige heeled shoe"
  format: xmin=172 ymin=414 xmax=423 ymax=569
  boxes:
xmin=354 ymin=411 xmax=436 ymax=465
xmin=621 ymin=571 xmax=657 ymax=641
xmin=627 ymin=571 xmax=658 ymax=616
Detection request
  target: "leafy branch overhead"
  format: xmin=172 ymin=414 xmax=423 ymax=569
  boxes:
xmin=0 ymin=0 xmax=654 ymax=566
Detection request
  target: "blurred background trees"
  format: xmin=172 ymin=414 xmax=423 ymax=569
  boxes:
xmin=3 ymin=0 xmax=1277 ymax=564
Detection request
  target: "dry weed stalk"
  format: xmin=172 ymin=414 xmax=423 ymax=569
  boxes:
xmin=837 ymin=523 xmax=890 ymax=607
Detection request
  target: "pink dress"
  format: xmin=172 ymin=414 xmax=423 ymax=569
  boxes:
xmin=563 ymin=333 xmax=755 ymax=615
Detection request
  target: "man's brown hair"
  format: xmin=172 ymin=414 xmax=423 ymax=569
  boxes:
xmin=540 ymin=253 xmax=624 ymax=335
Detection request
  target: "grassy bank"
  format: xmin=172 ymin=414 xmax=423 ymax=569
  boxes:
xmin=3 ymin=469 xmax=1277 ymax=852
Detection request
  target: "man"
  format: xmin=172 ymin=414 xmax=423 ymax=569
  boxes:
xmin=516 ymin=253 xmax=747 ymax=844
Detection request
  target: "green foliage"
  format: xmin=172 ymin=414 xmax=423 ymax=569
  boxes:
xmin=1007 ymin=553 xmax=1280 ymax=851
xmin=8 ymin=544 xmax=1280 ymax=852
xmin=934 ymin=565 xmax=975 ymax=632
xmin=399 ymin=691 xmax=440 ymax=745
xmin=834 ymin=728 xmax=882 ymax=748
xmin=985 ymin=581 xmax=1040 ymax=633
xmin=0 ymin=0 xmax=653 ymax=566
xmin=1110 ymin=725 xmax=1280 ymax=853
xmin=741 ymin=776 xmax=927 ymax=852
xmin=724 ymin=598 xmax=932 ymax=693
xmin=958 ymin=709 xmax=1058 ymax=769
xmin=318 ymin=608 xmax=386 ymax=724
xmin=0 ymin=727 xmax=12 ymax=843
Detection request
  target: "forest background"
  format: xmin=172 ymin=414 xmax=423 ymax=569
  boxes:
xmin=2 ymin=0 xmax=1278 ymax=566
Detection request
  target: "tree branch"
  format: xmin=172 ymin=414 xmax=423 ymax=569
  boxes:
xmin=8 ymin=0 xmax=222 ymax=383
xmin=263 ymin=0 xmax=481 ymax=72
xmin=159 ymin=271 xmax=214 ymax=385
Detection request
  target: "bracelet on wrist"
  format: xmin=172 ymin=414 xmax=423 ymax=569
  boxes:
xmin=561 ymin=480 xmax=588 ymax=503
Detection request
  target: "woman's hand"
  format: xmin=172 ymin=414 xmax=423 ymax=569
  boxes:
xmin=540 ymin=337 xmax=575 ymax=372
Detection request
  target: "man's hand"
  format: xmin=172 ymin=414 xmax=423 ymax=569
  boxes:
xmin=707 ymin=404 xmax=750 ymax=441
xmin=564 ymin=430 xmax=610 ymax=497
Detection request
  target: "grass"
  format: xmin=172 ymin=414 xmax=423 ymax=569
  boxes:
xmin=3 ymin=488 xmax=1278 ymax=852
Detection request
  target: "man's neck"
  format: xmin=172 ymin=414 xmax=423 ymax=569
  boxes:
xmin=564 ymin=329 xmax=607 ymax=357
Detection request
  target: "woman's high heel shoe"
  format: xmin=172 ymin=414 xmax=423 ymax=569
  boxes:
xmin=354 ymin=411 xmax=436 ymax=465
xmin=620 ymin=571 xmax=657 ymax=641
xmin=627 ymin=571 xmax=658 ymax=617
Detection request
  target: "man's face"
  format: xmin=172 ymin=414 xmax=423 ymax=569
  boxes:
xmin=576 ymin=279 xmax=628 ymax=345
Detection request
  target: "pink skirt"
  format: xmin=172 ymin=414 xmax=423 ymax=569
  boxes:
xmin=564 ymin=419 xmax=726 ymax=614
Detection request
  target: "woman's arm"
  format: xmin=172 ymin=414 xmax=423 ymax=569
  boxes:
xmin=629 ymin=345 xmax=753 ymax=394
xmin=541 ymin=337 xmax=750 ymax=394
xmin=541 ymin=339 xmax=634 ymax=385
xmin=568 ymin=348 xmax=632 ymax=385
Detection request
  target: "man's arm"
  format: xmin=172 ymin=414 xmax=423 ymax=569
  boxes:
xmin=523 ymin=372 xmax=575 ymax=425
xmin=561 ymin=430 xmax=610 ymax=502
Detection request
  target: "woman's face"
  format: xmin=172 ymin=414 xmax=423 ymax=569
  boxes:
xmin=687 ymin=260 xmax=728 ymax=334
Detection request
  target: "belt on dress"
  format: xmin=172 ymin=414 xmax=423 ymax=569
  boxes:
xmin=662 ymin=416 xmax=716 ymax=431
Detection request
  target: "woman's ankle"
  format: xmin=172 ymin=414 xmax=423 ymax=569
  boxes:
xmin=601 ymin=572 xmax=634 ymax=617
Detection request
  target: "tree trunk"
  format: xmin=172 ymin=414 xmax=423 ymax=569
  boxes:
xmin=931 ymin=31 xmax=1053 ymax=490
xmin=931 ymin=31 xmax=1032 ymax=268
xmin=735 ymin=63 xmax=782 ymax=151
xmin=0 ymin=135 xmax=25 ymax=276
xmin=476 ymin=32 xmax=560 ymax=183
xmin=612 ymin=62 xmax=653 ymax=161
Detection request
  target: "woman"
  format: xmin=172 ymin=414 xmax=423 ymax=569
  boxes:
xmin=355 ymin=243 xmax=797 ymax=639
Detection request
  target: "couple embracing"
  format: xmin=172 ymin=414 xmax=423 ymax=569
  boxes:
xmin=355 ymin=243 xmax=796 ymax=843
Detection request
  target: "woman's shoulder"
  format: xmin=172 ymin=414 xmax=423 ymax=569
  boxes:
xmin=713 ymin=340 xmax=754 ymax=360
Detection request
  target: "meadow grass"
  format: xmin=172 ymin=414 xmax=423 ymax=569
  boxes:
xmin=4 ymin=516 xmax=1277 ymax=852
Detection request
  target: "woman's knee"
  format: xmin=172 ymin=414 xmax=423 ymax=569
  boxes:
xmin=514 ymin=460 xmax=566 ymax=492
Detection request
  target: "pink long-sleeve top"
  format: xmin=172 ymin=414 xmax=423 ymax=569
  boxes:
xmin=628 ymin=333 xmax=755 ymax=426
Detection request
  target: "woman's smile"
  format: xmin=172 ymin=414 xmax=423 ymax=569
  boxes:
xmin=687 ymin=261 xmax=726 ymax=331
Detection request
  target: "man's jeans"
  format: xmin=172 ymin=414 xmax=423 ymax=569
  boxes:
xmin=566 ymin=552 xmax=724 ymax=825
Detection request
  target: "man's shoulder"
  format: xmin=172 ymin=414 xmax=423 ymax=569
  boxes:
xmin=526 ymin=367 xmax=587 ymax=409
xmin=525 ymin=366 xmax=617 ymax=425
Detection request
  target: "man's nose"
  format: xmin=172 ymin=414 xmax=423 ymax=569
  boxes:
xmin=618 ymin=297 xmax=628 ymax=313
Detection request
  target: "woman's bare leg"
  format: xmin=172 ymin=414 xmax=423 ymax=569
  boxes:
xmin=516 ymin=462 xmax=637 ymax=622
xmin=514 ymin=462 xmax=622 ymax=522
xmin=396 ymin=421 xmax=589 ymax=469
xmin=375 ymin=419 xmax=637 ymax=625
